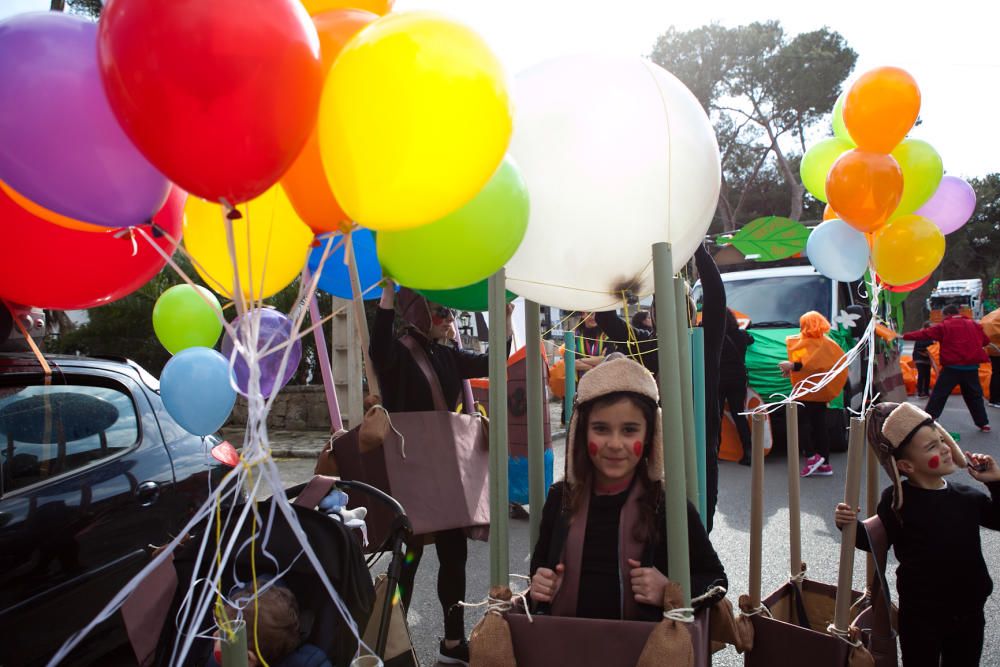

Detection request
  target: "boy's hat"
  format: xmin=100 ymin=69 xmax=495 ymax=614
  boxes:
xmin=869 ymin=402 xmax=966 ymax=511
xmin=566 ymin=355 xmax=664 ymax=485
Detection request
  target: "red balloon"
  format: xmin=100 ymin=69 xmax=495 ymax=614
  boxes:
xmin=97 ymin=0 xmax=324 ymax=205
xmin=0 ymin=187 xmax=185 ymax=310
xmin=882 ymin=274 xmax=931 ymax=293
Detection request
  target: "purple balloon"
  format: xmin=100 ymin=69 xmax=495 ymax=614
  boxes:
xmin=222 ymin=309 xmax=301 ymax=398
xmin=915 ymin=175 xmax=977 ymax=235
xmin=0 ymin=13 xmax=169 ymax=228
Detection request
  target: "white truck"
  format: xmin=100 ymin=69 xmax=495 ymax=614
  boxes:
xmin=926 ymin=279 xmax=983 ymax=323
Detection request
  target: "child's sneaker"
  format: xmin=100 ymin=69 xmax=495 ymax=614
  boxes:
xmin=980 ymin=425 xmax=992 ymax=433
xmin=812 ymin=463 xmax=834 ymax=476
xmin=438 ymin=639 xmax=470 ymax=666
xmin=800 ymin=454 xmax=825 ymax=478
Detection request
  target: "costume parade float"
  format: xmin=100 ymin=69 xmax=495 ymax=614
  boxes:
xmin=0 ymin=0 xmax=975 ymax=662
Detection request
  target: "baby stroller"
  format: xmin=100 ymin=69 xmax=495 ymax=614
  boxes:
xmin=150 ymin=475 xmax=411 ymax=667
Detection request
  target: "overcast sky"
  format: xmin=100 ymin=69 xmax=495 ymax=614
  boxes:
xmin=5 ymin=0 xmax=997 ymax=178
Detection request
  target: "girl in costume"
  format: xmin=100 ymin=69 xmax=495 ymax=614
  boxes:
xmin=778 ymin=311 xmax=847 ymax=478
xmin=835 ymin=402 xmax=1000 ymax=666
xmin=529 ymin=355 xmax=727 ymax=620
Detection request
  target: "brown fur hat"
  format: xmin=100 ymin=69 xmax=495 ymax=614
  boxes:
xmin=566 ymin=356 xmax=664 ymax=485
xmin=867 ymin=402 xmax=966 ymax=511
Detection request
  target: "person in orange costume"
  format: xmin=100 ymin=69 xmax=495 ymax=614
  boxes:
xmin=778 ymin=311 xmax=848 ymax=478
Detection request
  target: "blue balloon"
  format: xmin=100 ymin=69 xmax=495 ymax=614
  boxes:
xmin=309 ymin=229 xmax=388 ymax=301
xmin=806 ymin=219 xmax=870 ymax=282
xmin=160 ymin=347 xmax=237 ymax=436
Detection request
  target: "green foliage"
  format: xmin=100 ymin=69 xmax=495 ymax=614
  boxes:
xmin=728 ymin=216 xmax=810 ymax=260
xmin=650 ymin=21 xmax=857 ymax=229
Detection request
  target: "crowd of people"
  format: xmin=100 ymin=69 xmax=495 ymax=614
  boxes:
xmin=246 ymin=251 xmax=1000 ymax=667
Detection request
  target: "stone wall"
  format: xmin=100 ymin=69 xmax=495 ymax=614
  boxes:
xmin=228 ymin=385 xmax=347 ymax=431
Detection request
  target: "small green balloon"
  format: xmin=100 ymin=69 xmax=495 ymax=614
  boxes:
xmin=417 ymin=279 xmax=516 ymax=312
xmin=377 ymin=157 xmax=530 ymax=290
xmin=890 ymin=139 xmax=943 ymax=217
xmin=153 ymin=284 xmax=223 ymax=354
xmin=800 ymin=137 xmax=853 ymax=203
xmin=831 ymin=92 xmax=855 ymax=146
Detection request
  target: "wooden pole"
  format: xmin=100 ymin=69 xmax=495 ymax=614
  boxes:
xmin=866 ymin=442 xmax=879 ymax=585
xmin=526 ymin=301 xmax=545 ymax=549
xmin=305 ymin=270 xmax=343 ymax=432
xmin=833 ymin=416 xmax=866 ymax=632
xmin=674 ymin=278 xmax=699 ymax=510
xmin=653 ymin=242 xmax=691 ymax=604
xmin=346 ymin=234 xmax=381 ymax=400
xmin=786 ymin=403 xmax=802 ymax=579
xmin=488 ymin=270 xmax=510 ymax=587
xmin=748 ymin=413 xmax=766 ymax=609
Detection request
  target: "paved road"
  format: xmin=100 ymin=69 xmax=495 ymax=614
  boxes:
xmin=272 ymin=396 xmax=1000 ymax=666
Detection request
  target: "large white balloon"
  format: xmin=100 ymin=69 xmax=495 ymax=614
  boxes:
xmin=505 ymin=54 xmax=721 ymax=311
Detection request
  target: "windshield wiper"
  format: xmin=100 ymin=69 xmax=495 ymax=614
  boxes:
xmin=750 ymin=320 xmax=798 ymax=328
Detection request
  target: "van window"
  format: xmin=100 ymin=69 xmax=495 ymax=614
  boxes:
xmin=0 ymin=385 xmax=139 ymax=493
xmin=714 ymin=275 xmax=832 ymax=328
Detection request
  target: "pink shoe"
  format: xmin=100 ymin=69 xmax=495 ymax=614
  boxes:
xmin=801 ymin=454 xmax=825 ymax=478
xmin=813 ymin=464 xmax=833 ymax=476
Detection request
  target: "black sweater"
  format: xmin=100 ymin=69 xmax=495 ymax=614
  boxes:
xmin=530 ymin=482 xmax=727 ymax=620
xmin=854 ymin=480 xmax=1000 ymax=612
xmin=370 ymin=307 xmax=505 ymax=413
xmin=593 ymin=312 xmax=657 ymax=375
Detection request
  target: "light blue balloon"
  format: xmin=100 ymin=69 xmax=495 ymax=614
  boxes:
xmin=160 ymin=347 xmax=237 ymax=436
xmin=806 ymin=219 xmax=870 ymax=282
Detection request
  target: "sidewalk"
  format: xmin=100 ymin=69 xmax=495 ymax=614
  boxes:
xmin=222 ymin=398 xmax=568 ymax=459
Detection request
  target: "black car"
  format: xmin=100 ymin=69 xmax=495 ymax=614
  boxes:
xmin=0 ymin=353 xmax=230 ymax=666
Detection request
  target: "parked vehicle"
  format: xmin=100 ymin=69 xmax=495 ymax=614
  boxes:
xmin=0 ymin=353 xmax=230 ymax=666
xmin=926 ymin=278 xmax=984 ymax=323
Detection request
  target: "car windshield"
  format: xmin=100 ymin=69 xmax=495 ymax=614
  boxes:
xmin=695 ymin=274 xmax=832 ymax=328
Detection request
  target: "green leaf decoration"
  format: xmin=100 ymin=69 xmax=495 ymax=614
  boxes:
xmin=730 ymin=216 xmax=810 ymax=261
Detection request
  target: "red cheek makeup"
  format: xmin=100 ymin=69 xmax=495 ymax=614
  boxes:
xmin=928 ymin=455 xmax=940 ymax=469
xmin=633 ymin=441 xmax=643 ymax=457
xmin=588 ymin=442 xmax=599 ymax=456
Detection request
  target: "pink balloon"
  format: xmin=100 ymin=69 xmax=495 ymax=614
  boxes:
xmin=915 ymin=175 xmax=976 ymax=235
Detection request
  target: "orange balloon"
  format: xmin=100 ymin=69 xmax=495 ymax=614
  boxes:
xmin=843 ymin=67 xmax=920 ymax=153
xmin=301 ymin=0 xmax=392 ymax=16
xmin=822 ymin=204 xmax=839 ymax=221
xmin=0 ymin=179 xmax=109 ymax=233
xmin=281 ymin=9 xmax=378 ymax=234
xmin=825 ymin=150 xmax=903 ymax=233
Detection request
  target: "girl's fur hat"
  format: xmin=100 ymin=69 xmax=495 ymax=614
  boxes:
xmin=566 ymin=356 xmax=664 ymax=485
xmin=868 ymin=402 xmax=966 ymax=511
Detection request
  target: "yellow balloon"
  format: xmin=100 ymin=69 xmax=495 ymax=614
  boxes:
xmin=183 ymin=185 xmax=314 ymax=301
xmin=872 ymin=214 xmax=945 ymax=286
xmin=318 ymin=11 xmax=512 ymax=231
xmin=301 ymin=0 xmax=393 ymax=16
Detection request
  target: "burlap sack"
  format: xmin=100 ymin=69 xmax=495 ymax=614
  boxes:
xmin=709 ymin=596 xmax=754 ymax=654
xmin=469 ymin=587 xmax=516 ymax=667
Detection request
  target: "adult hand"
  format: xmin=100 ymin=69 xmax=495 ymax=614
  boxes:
xmin=778 ymin=360 xmax=793 ymax=378
xmin=834 ymin=502 xmax=859 ymax=530
xmin=967 ymin=453 xmax=1000 ymax=483
xmin=627 ymin=559 xmax=669 ymax=606
xmin=530 ymin=564 xmax=564 ymax=603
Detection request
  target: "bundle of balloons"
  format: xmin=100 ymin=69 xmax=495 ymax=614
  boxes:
xmin=800 ymin=67 xmax=975 ymax=289
xmin=0 ymin=0 xmax=725 ymax=432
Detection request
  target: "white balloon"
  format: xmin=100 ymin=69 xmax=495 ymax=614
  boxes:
xmin=505 ymin=54 xmax=721 ymax=311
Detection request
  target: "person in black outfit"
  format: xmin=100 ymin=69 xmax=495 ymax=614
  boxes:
xmin=528 ymin=356 xmax=726 ymax=620
xmin=719 ymin=309 xmax=754 ymax=465
xmin=371 ymin=284 xmax=512 ymax=664
xmin=913 ymin=320 xmax=933 ymax=398
xmin=836 ymin=402 xmax=1000 ymax=667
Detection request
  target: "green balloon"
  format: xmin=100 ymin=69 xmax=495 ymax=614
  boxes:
xmin=800 ymin=137 xmax=853 ymax=203
xmin=152 ymin=284 xmax=223 ymax=354
xmin=831 ymin=92 xmax=855 ymax=146
xmin=417 ymin=279 xmax=516 ymax=312
xmin=890 ymin=139 xmax=943 ymax=217
xmin=377 ymin=157 xmax=530 ymax=290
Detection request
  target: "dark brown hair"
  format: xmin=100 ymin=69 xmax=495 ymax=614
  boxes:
xmin=227 ymin=580 xmax=300 ymax=666
xmin=568 ymin=391 xmax=662 ymax=543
